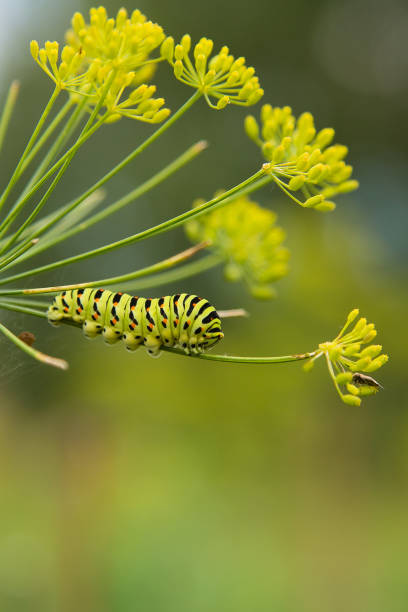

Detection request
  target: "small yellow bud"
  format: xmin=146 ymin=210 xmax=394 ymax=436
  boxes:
xmin=174 ymin=44 xmax=185 ymax=61
xmin=347 ymin=383 xmax=360 ymax=396
xmin=315 ymin=200 xmax=336 ymax=212
xmin=346 ymin=309 xmax=359 ymax=325
xmin=262 ymin=143 xmax=274 ymax=161
xmin=288 ymin=175 xmax=305 ymax=191
xmin=335 ymin=372 xmax=353 ymax=384
xmin=30 ymin=40 xmax=39 ymax=59
xmin=308 ymin=163 xmax=325 ymax=181
xmin=216 ymin=95 xmax=229 ymax=110
xmin=174 ymin=60 xmax=183 ymax=78
xmin=364 ymin=355 xmax=389 ymax=372
xmin=152 ymin=108 xmax=171 ymax=123
xmin=362 ymin=330 xmax=377 ymax=343
xmin=337 ymin=179 xmax=359 ymax=193
xmin=181 ymin=34 xmax=191 ymax=53
xmin=342 ymin=394 xmax=362 ymax=406
xmin=308 ymin=148 xmax=322 ymax=167
xmin=272 ymin=145 xmax=285 ymax=163
xmin=296 ymin=153 xmax=309 ymax=171
xmin=316 ymin=128 xmax=335 ymax=148
xmin=244 ymin=115 xmax=260 ymax=143
xmin=352 ymin=357 xmax=371 ymax=371
xmin=161 ymin=37 xmax=174 ymax=62
xmin=304 ymin=195 xmax=323 ymax=208
xmin=359 ymin=345 xmax=382 ymax=359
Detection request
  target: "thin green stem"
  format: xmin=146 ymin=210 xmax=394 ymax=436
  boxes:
xmin=0 ymin=242 xmax=209 ymax=296
xmin=0 ymin=238 xmax=38 ymax=271
xmin=0 ymin=113 xmax=105 ymax=239
xmin=0 ymin=318 xmax=68 ymax=370
xmin=13 ymin=139 xmax=208 ymax=263
xmin=18 ymin=98 xmax=74 ymax=176
xmin=119 ymin=253 xmax=222 ymax=292
xmin=0 ymin=81 xmax=20 ymax=154
xmin=0 ymin=90 xmax=202 ymax=244
xmin=0 ymin=170 xmax=270 ymax=285
xmin=0 ymin=74 xmax=115 ymax=249
xmin=0 ymin=86 xmax=60 ymax=213
xmin=161 ymin=346 xmax=316 ymax=364
xmin=0 ymin=297 xmax=48 ymax=309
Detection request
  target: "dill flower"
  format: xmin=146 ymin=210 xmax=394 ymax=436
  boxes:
xmin=66 ymin=7 xmax=165 ymax=72
xmin=160 ymin=35 xmax=263 ymax=109
xmin=30 ymin=40 xmax=88 ymax=93
xmin=31 ymin=7 xmax=170 ymax=123
xmin=86 ymin=71 xmax=170 ymax=123
xmin=303 ymin=309 xmax=388 ymax=405
xmin=185 ymin=193 xmax=289 ymax=298
xmin=245 ymin=105 xmax=359 ymax=210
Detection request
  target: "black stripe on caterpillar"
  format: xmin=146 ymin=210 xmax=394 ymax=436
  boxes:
xmin=47 ymin=289 xmax=224 ymax=357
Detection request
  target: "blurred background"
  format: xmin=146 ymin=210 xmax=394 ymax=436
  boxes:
xmin=0 ymin=0 xmax=407 ymax=610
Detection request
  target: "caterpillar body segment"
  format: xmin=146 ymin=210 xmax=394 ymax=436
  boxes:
xmin=47 ymin=289 xmax=224 ymax=357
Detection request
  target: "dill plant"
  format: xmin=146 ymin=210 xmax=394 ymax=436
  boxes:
xmin=0 ymin=6 xmax=388 ymax=405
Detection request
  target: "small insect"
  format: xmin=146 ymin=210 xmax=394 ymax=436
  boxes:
xmin=47 ymin=289 xmax=224 ymax=357
xmin=352 ymin=372 xmax=382 ymax=390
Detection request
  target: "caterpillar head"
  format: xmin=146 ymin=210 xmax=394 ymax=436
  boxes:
xmin=202 ymin=322 xmax=224 ymax=349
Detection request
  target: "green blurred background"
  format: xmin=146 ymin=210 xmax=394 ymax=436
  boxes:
xmin=0 ymin=0 xmax=407 ymax=610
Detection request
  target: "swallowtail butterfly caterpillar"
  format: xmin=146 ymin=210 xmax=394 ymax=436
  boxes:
xmin=47 ymin=289 xmax=224 ymax=357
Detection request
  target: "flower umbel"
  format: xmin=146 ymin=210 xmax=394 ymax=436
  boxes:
xmin=161 ymin=35 xmax=263 ymax=109
xmin=31 ymin=7 xmax=170 ymax=123
xmin=30 ymin=40 xmax=88 ymax=92
xmin=303 ymin=309 xmax=388 ymax=405
xmin=66 ymin=7 xmax=165 ymax=72
xmin=185 ymin=193 xmax=289 ymax=298
xmin=245 ymin=104 xmax=359 ymax=210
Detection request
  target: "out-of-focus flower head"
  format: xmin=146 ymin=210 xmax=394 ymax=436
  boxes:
xmin=245 ymin=104 xmax=359 ymax=211
xmin=185 ymin=192 xmax=289 ymax=298
xmin=160 ymin=35 xmax=263 ymax=109
xmin=31 ymin=7 xmax=170 ymax=123
xmin=303 ymin=309 xmax=388 ymax=405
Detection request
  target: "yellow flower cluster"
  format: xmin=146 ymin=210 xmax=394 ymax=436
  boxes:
xmin=185 ymin=193 xmax=289 ymax=299
xmin=31 ymin=7 xmax=170 ymax=123
xmin=304 ymin=309 xmax=388 ymax=405
xmin=161 ymin=35 xmax=263 ymax=109
xmin=245 ymin=105 xmax=359 ymax=211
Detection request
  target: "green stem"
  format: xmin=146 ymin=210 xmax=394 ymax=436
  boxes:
xmin=161 ymin=346 xmax=316 ymax=364
xmin=0 ymin=113 xmax=106 ymax=239
xmin=119 ymin=253 xmax=222 ymax=292
xmin=0 ymin=86 xmax=60 ymax=213
xmin=0 ymin=81 xmax=20 ymax=154
xmin=0 ymin=242 xmax=210 ymax=296
xmin=0 ymin=90 xmax=202 ymax=244
xmin=12 ymin=139 xmax=208 ymax=264
xmin=0 ymin=297 xmax=48 ymax=309
xmin=0 ymin=171 xmax=270 ymax=285
xmin=0 ymin=238 xmax=38 ymax=271
xmin=18 ymin=98 xmax=74 ymax=177
xmin=0 ymin=317 xmax=68 ymax=370
xmin=0 ymin=75 xmax=115 ymax=249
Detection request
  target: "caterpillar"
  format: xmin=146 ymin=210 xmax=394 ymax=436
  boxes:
xmin=47 ymin=289 xmax=224 ymax=357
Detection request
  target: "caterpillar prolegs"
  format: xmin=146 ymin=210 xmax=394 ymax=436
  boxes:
xmin=47 ymin=289 xmax=224 ymax=357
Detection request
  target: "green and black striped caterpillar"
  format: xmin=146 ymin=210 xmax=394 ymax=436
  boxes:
xmin=47 ymin=289 xmax=224 ymax=357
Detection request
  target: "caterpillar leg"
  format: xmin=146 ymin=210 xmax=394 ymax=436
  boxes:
xmin=122 ymin=332 xmax=143 ymax=352
xmin=144 ymin=336 xmax=162 ymax=358
xmin=83 ymin=319 xmax=102 ymax=339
